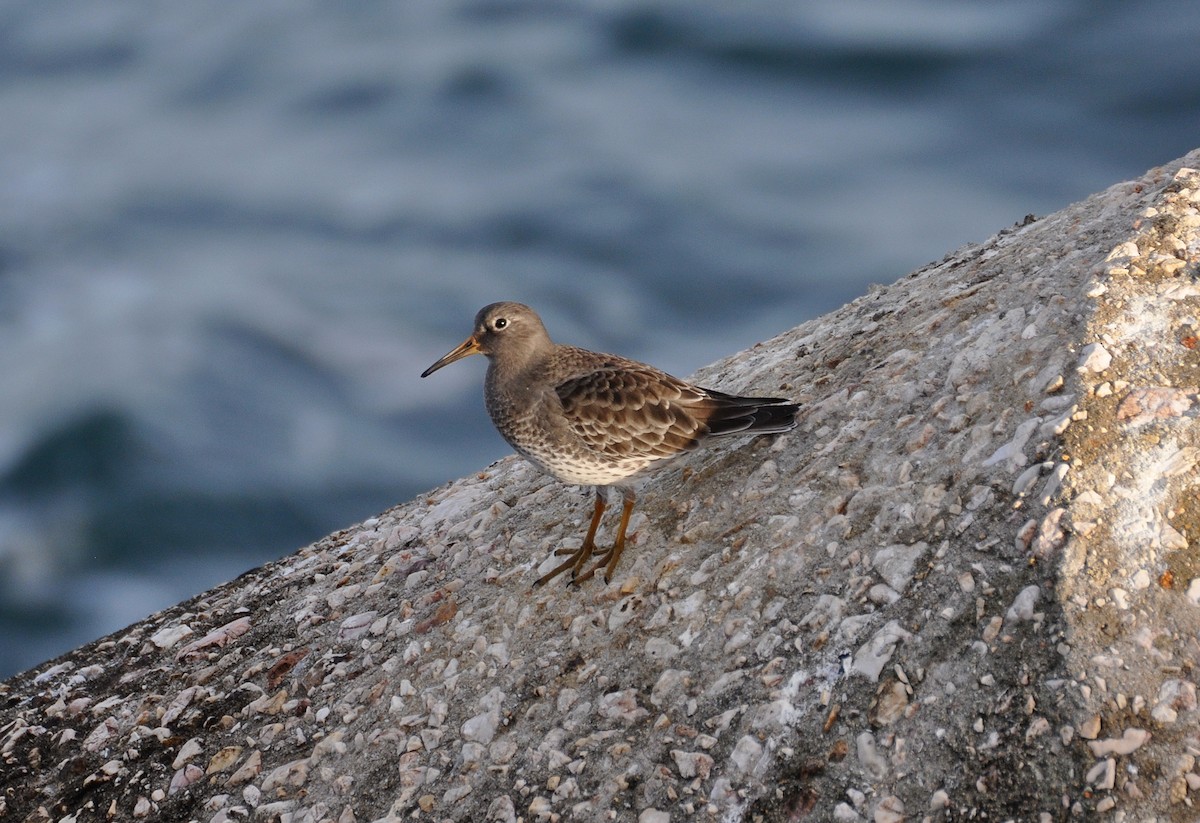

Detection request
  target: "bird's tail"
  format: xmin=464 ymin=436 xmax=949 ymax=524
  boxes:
xmin=699 ymin=390 xmax=799 ymax=437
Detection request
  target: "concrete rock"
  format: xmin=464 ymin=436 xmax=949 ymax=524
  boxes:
xmin=3 ymin=149 xmax=1200 ymax=822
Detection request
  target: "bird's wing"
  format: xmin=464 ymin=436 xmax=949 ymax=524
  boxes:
xmin=554 ymin=365 xmax=708 ymax=461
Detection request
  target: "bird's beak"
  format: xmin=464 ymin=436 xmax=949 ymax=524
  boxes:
xmin=421 ymin=335 xmax=483 ymax=377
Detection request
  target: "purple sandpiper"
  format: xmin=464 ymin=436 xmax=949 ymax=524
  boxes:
xmin=421 ymin=302 xmax=798 ymax=585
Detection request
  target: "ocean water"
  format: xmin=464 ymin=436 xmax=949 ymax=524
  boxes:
xmin=2 ymin=0 xmax=1199 ymax=678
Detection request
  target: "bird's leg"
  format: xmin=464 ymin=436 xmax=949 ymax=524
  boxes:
xmin=552 ymin=490 xmax=605 ymax=557
xmin=576 ymin=488 xmax=635 ymax=585
xmin=534 ymin=489 xmax=606 ymax=587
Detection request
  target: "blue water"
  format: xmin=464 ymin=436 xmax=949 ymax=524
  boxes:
xmin=2 ymin=0 xmax=1199 ymax=678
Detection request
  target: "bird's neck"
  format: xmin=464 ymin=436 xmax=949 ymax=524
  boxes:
xmin=486 ymin=345 xmax=550 ymax=402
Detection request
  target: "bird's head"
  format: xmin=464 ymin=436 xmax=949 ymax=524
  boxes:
xmin=421 ymin=302 xmax=551 ymax=377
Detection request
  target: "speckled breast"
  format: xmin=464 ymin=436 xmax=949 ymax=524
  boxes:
xmin=485 ymin=382 xmax=654 ymax=487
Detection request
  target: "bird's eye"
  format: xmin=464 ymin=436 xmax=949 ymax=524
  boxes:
xmin=493 ymin=317 xmax=508 ymax=330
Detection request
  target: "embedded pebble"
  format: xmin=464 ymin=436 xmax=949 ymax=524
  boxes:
xmin=1077 ymin=342 xmax=1112 ymax=373
xmin=226 ymin=750 xmax=262 ymax=786
xmin=650 ymin=669 xmax=689 ymax=708
xmin=873 ymin=795 xmax=904 ymax=823
xmin=1012 ymin=463 xmax=1045 ymax=497
xmin=82 ymin=717 xmax=120 ymax=752
xmin=1005 ymin=586 xmax=1041 ymax=623
xmin=1025 ymin=717 xmax=1050 ymax=743
xmin=260 ymin=759 xmax=309 ymax=792
xmin=150 ymin=624 xmax=194 ymax=650
xmin=730 ymin=735 xmax=764 ymax=775
xmin=1152 ymin=680 xmax=1197 ymax=725
xmin=206 ymin=747 xmax=242 ymax=775
xmin=1106 ymin=240 xmax=1140 ymax=260
xmin=856 ymin=732 xmax=888 ymax=781
xmin=171 ymin=737 xmax=204 ymax=770
xmin=1116 ymin=386 xmax=1194 ymax=425
xmin=1086 ymin=758 xmax=1116 ymax=790
xmin=1188 ymin=579 xmax=1200 ymax=605
xmin=461 ymin=688 xmax=504 ymax=744
xmin=597 ymin=690 xmax=648 ymax=724
xmin=175 ymin=617 xmax=252 ymax=661
xmin=1152 ymin=703 xmax=1178 ymax=724
xmin=1039 ymin=409 xmax=1074 ymax=438
xmin=671 ymin=749 xmax=714 ymax=779
xmin=443 ymin=780 xmax=472 ymax=803
xmin=1159 ymin=446 xmax=1199 ymax=477
xmin=852 ymin=621 xmax=912 ymax=681
xmin=982 ymin=418 xmax=1040 ymax=469
xmin=868 ymin=584 xmax=900 ymax=605
xmin=645 ymin=637 xmax=680 ymax=662
xmin=488 ymin=796 xmax=517 ymax=823
xmin=1037 ymin=464 xmax=1068 ymax=507
xmin=168 ymin=764 xmax=204 ymax=794
xmin=1079 ymin=715 xmax=1102 ymax=740
xmin=871 ymin=543 xmax=927 ymax=592
xmin=338 ymin=611 xmax=378 ymax=642
xmin=872 ymin=682 xmax=909 ymax=726
xmin=1088 ymin=728 xmax=1151 ymax=756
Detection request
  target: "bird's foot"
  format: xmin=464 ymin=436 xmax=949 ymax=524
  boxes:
xmin=533 ymin=539 xmax=599 ymax=587
xmin=551 ymin=543 xmax=602 ymax=559
xmin=533 ymin=552 xmax=579 ymax=587
xmin=576 ymin=536 xmax=629 ymax=585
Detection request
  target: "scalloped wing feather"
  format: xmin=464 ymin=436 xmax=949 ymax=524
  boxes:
xmin=555 ymin=365 xmax=706 ymax=460
xmin=554 ymin=365 xmax=796 ymax=463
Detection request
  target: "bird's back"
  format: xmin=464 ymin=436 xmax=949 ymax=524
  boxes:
xmin=486 ymin=342 xmax=797 ymax=487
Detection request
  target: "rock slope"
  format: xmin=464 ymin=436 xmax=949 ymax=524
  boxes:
xmin=2 ymin=149 xmax=1199 ymax=823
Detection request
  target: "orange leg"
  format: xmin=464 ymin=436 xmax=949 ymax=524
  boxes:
xmin=577 ymin=488 xmax=636 ymax=585
xmin=534 ymin=489 xmax=606 ymax=587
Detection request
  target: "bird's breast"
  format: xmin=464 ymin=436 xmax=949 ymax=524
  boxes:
xmin=484 ymin=368 xmax=656 ymax=486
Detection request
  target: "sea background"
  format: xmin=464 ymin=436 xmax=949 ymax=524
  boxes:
xmin=2 ymin=0 xmax=1199 ymax=678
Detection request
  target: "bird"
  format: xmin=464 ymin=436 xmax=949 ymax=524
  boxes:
xmin=421 ymin=302 xmax=799 ymax=586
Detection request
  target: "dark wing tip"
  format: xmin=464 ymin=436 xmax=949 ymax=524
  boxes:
xmin=695 ymin=390 xmax=799 ymax=437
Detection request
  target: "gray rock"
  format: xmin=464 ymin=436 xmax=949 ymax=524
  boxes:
xmin=4 ymin=148 xmax=1200 ymax=822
